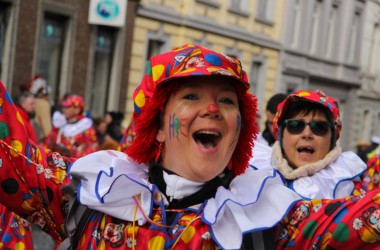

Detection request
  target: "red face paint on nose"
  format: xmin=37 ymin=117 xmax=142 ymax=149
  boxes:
xmin=207 ymin=104 xmax=219 ymax=113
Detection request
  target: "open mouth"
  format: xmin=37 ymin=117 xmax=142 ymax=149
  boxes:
xmin=193 ymin=130 xmax=221 ymax=149
xmin=297 ymin=146 xmax=315 ymax=154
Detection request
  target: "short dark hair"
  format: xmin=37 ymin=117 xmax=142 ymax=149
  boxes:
xmin=15 ymin=91 xmax=34 ymax=106
xmin=266 ymin=93 xmax=287 ymax=114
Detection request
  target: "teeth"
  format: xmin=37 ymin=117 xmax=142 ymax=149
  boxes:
xmin=197 ymin=130 xmax=220 ymax=136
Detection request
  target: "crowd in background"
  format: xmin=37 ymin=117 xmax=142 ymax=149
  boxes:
xmin=16 ymin=75 xmax=127 ymax=158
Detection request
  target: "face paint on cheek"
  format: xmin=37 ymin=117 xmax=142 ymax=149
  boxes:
xmin=169 ymin=114 xmax=176 ymax=140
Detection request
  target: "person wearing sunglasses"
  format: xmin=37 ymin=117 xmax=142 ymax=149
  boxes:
xmin=251 ymin=89 xmax=367 ymax=200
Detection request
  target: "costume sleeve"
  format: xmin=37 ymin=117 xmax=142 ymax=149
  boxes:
xmin=276 ymin=188 xmax=380 ymax=249
xmin=0 ymin=81 xmax=72 ymax=241
xmin=360 ymin=149 xmax=380 ymax=193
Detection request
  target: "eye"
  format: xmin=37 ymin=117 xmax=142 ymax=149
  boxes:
xmin=219 ymin=97 xmax=235 ymax=105
xmin=183 ymin=94 xmax=199 ymax=100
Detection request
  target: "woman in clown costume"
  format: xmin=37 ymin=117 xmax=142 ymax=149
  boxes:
xmin=0 ymin=44 xmax=379 ymax=250
xmin=250 ymin=90 xmax=367 ymax=200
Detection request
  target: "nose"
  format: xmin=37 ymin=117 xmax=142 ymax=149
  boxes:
xmin=301 ymin=124 xmax=313 ymax=138
xmin=204 ymin=103 xmax=222 ymax=119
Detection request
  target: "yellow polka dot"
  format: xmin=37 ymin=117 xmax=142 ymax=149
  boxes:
xmin=0 ymin=243 xmax=3 ymax=248
xmin=152 ymin=64 xmax=165 ymax=81
xmin=16 ymin=112 xmax=24 ymax=125
xmin=14 ymin=242 xmax=25 ymax=250
xmin=135 ymin=89 xmax=146 ymax=108
xmin=181 ymin=226 xmax=195 ymax=244
xmin=0 ymin=98 xmax=3 ymax=105
xmin=148 ymin=235 xmax=165 ymax=249
xmin=298 ymin=91 xmax=311 ymax=97
xmin=207 ymin=67 xmax=219 ymax=72
xmin=10 ymin=140 xmax=23 ymax=157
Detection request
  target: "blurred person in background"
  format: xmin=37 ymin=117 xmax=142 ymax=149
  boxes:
xmin=104 ymin=111 xmax=125 ymax=142
xmin=15 ymin=91 xmax=39 ymax=143
xmin=28 ymin=75 xmax=52 ymax=143
xmin=256 ymin=93 xmax=287 ymax=147
xmin=44 ymin=94 xmax=99 ymax=157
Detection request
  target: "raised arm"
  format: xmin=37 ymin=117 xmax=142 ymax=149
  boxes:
xmin=277 ymin=188 xmax=380 ymax=249
xmin=0 ymin=81 xmax=72 ymax=241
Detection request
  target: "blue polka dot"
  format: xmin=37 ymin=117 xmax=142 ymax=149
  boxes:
xmin=204 ymin=53 xmax=222 ymax=66
xmin=134 ymin=103 xmax=142 ymax=114
xmin=5 ymin=92 xmax=14 ymax=104
xmin=190 ymin=73 xmax=205 ymax=76
xmin=2 ymin=233 xmax=12 ymax=243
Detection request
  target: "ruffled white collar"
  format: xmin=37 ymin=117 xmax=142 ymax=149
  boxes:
xmin=69 ymin=150 xmax=301 ymax=249
xmin=250 ymin=141 xmax=366 ymax=199
xmin=59 ymin=117 xmax=93 ymax=138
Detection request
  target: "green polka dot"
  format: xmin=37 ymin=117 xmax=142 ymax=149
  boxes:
xmin=0 ymin=122 xmax=9 ymax=139
xmin=332 ymin=222 xmax=350 ymax=242
xmin=302 ymin=220 xmax=319 ymax=239
xmin=147 ymin=61 xmax=152 ymax=76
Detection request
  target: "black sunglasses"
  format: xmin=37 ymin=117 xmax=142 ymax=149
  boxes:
xmin=283 ymin=119 xmax=332 ymax=136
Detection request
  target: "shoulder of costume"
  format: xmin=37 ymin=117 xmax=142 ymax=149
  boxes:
xmin=291 ymin=151 xmax=366 ymax=199
xmin=202 ymin=167 xmax=300 ymax=249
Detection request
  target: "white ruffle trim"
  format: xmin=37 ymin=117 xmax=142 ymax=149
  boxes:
xmin=69 ymin=151 xmax=301 ymax=250
xmin=249 ymin=142 xmax=366 ymax=199
xmin=60 ymin=117 xmax=93 ymax=137
xmin=69 ymin=150 xmax=153 ymax=225
xmin=290 ymin=151 xmax=366 ymax=199
xmin=202 ymin=167 xmax=301 ymax=249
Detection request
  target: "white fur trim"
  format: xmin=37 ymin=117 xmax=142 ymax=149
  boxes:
xmin=271 ymin=141 xmax=342 ymax=180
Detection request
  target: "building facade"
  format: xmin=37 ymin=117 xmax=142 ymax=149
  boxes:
xmin=126 ymin=0 xmax=284 ymax=127
xmin=355 ymin=0 xmax=380 ymax=147
xmin=280 ymin=0 xmax=366 ymax=150
xmin=0 ymin=0 xmax=137 ymax=118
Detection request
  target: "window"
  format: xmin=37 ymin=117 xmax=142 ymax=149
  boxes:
xmin=309 ymin=1 xmax=322 ymax=53
xmin=0 ymin=2 xmax=10 ymax=81
xmin=290 ymin=0 xmax=303 ymax=48
xmin=368 ymin=22 xmax=379 ymax=73
xmin=250 ymin=61 xmax=262 ymax=96
xmin=347 ymin=11 xmax=360 ymax=63
xmin=147 ymin=39 xmax=165 ymax=60
xmin=325 ymin=5 xmax=338 ymax=57
xmin=89 ymin=26 xmax=116 ymax=118
xmin=230 ymin=0 xmax=248 ymax=10
xmin=256 ymin=0 xmax=275 ymax=21
xmin=376 ymin=113 xmax=380 ymax=136
xmin=37 ymin=13 xmax=67 ymax=104
xmin=362 ymin=110 xmax=371 ymax=140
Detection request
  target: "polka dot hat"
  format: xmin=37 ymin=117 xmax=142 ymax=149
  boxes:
xmin=273 ymin=89 xmax=342 ymax=141
xmin=132 ymin=44 xmax=250 ymax=116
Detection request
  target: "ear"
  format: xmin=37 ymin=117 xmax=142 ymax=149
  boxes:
xmin=156 ymin=127 xmax=165 ymax=143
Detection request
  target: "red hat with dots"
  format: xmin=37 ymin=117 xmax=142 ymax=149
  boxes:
xmin=273 ymin=89 xmax=342 ymax=142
